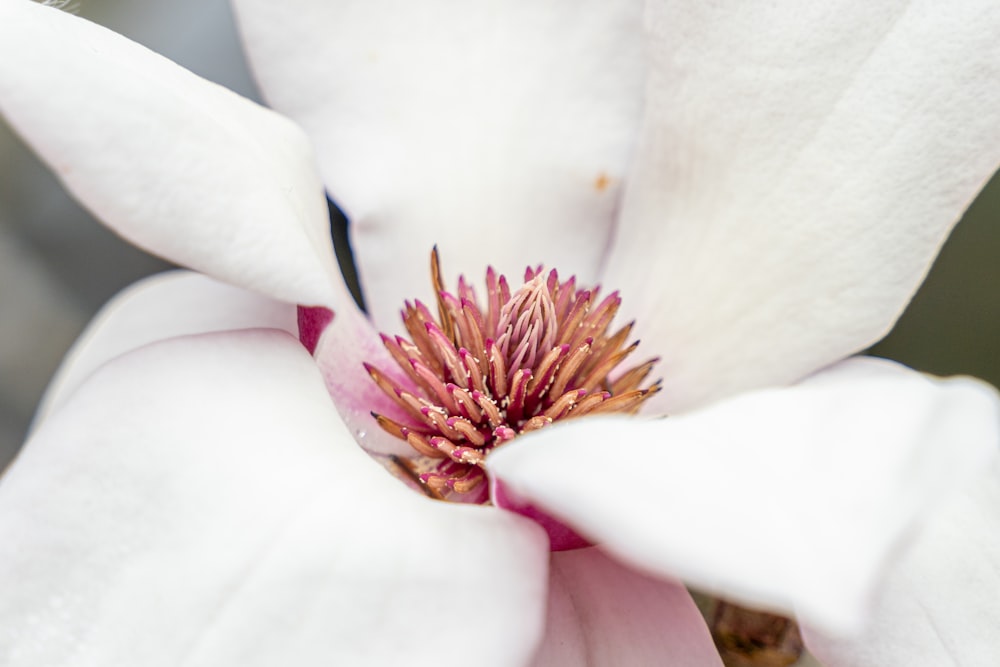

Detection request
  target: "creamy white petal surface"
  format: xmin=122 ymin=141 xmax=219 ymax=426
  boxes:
xmin=803 ymin=458 xmax=1000 ymax=666
xmin=488 ymin=357 xmax=1000 ymax=634
xmin=534 ymin=548 xmax=723 ymax=667
xmin=34 ymin=271 xmax=295 ymax=427
xmin=0 ymin=0 xmax=339 ymax=308
xmin=607 ymin=0 xmax=1000 ymax=411
xmin=0 ymin=330 xmax=549 ymax=666
xmin=231 ymin=0 xmax=646 ymax=328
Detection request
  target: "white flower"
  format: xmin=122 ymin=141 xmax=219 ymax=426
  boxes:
xmin=1 ymin=0 xmax=999 ymax=665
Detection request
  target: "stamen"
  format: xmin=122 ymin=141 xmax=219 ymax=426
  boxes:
xmin=472 ymin=391 xmax=504 ymax=428
xmin=542 ymin=388 xmax=589 ymax=421
xmin=447 ymin=384 xmax=484 ymax=423
xmin=485 ymin=267 xmax=503 ymax=335
xmin=457 ymin=274 xmax=478 ymax=306
xmin=588 ymin=387 xmax=659 ymax=415
xmin=410 ymin=359 xmax=458 ymax=414
xmin=553 ymin=274 xmax=577 ymax=321
xmin=366 ymin=249 xmax=661 ymax=501
xmin=431 ymin=246 xmax=456 ymax=344
xmin=447 ymin=417 xmax=488 ymax=446
xmin=505 ymin=368 xmax=533 ymax=426
xmin=556 ymin=291 xmax=594 ymax=347
xmin=395 ymin=389 xmax=433 ymax=422
xmin=404 ymin=431 xmax=442 ymax=459
xmin=448 ymin=468 xmax=485 ymax=494
xmin=420 ymin=406 xmax=463 ymax=440
xmin=577 ymin=340 xmax=641 ymax=393
xmin=402 ymin=302 xmax=444 ymax=376
xmin=611 ymin=358 xmax=660 ymax=395
xmin=365 ymin=364 xmax=425 ymax=422
xmin=389 ymin=455 xmax=444 ymax=500
xmin=459 ymin=348 xmax=487 ymax=394
xmin=566 ymin=391 xmax=613 ymax=418
xmin=548 ymin=341 xmax=593 ymax=398
xmin=582 ymin=322 xmax=634 ymax=378
xmin=521 ymin=415 xmax=554 ymax=433
xmin=371 ymin=412 xmax=418 ymax=440
xmin=424 ymin=322 xmax=466 ymax=386
xmin=458 ymin=299 xmax=488 ymax=370
xmin=486 ymin=339 xmax=509 ymax=398
xmin=525 ymin=344 xmax=570 ymax=408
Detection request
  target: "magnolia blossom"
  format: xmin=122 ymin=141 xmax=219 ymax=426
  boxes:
xmin=1 ymin=1 xmax=1000 ymax=665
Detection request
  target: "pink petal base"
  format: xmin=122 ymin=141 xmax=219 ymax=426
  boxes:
xmin=305 ymin=298 xmax=417 ymax=457
xmin=297 ymin=305 xmax=334 ymax=354
xmin=493 ymin=478 xmax=591 ymax=551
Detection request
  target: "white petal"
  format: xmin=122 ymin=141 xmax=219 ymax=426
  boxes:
xmin=0 ymin=0 xmax=340 ymax=307
xmin=605 ymin=1 xmax=1000 ymax=412
xmin=0 ymin=329 xmax=549 ymax=666
xmin=488 ymin=357 xmax=1000 ymax=635
xmin=802 ymin=458 xmax=1000 ymax=666
xmin=231 ymin=0 xmax=646 ymax=327
xmin=535 ymin=548 xmax=723 ymax=666
xmin=33 ymin=270 xmax=296 ymax=428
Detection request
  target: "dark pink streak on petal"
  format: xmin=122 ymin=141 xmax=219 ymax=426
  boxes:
xmin=493 ymin=479 xmax=591 ymax=551
xmin=297 ymin=306 xmax=334 ymax=355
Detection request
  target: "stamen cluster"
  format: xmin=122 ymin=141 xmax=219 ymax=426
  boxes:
xmin=368 ymin=249 xmax=660 ymax=502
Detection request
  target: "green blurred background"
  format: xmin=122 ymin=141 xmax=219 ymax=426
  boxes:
xmin=0 ymin=0 xmax=997 ymax=469
xmin=868 ymin=170 xmax=1000 ymax=383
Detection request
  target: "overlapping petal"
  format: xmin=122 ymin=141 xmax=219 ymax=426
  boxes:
xmin=230 ymin=0 xmax=647 ymax=328
xmin=534 ymin=548 xmax=723 ymax=666
xmin=489 ymin=357 xmax=1000 ymax=634
xmin=0 ymin=0 xmax=340 ymax=308
xmin=803 ymin=458 xmax=1000 ymax=666
xmin=0 ymin=330 xmax=549 ymax=666
xmin=32 ymin=270 xmax=296 ymax=427
xmin=606 ymin=0 xmax=1000 ymax=411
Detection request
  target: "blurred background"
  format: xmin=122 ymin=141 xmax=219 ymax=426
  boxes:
xmin=1 ymin=0 xmax=998 ymax=469
xmin=0 ymin=0 xmax=257 ymax=462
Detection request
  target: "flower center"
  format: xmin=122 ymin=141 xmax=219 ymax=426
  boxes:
xmin=367 ymin=248 xmax=660 ymax=503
